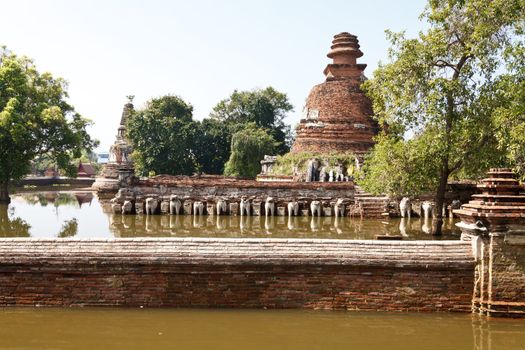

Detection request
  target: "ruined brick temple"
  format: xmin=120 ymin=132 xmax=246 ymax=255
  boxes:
xmin=292 ymin=32 xmax=379 ymax=155
xmin=92 ymin=97 xmax=135 ymax=195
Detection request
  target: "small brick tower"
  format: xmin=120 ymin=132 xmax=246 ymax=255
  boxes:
xmin=455 ymin=168 xmax=525 ymax=317
xmin=291 ymin=32 xmax=379 ymax=155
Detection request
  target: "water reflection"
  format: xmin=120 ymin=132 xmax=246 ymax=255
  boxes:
xmin=0 ymin=205 xmax=31 ymax=237
xmin=108 ymin=212 xmax=460 ymax=240
xmin=5 ymin=191 xmax=461 ymax=239
xmin=19 ymin=192 xmax=93 ymax=208
xmin=58 ymin=218 xmax=79 ymax=238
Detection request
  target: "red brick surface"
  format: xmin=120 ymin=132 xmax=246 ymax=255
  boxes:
xmin=0 ymin=238 xmax=475 ymax=311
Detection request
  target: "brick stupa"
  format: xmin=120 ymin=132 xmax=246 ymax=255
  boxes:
xmin=291 ymin=32 xmax=379 ymax=155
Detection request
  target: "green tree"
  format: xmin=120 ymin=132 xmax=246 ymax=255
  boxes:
xmin=224 ymin=123 xmax=278 ymax=178
xmin=361 ymin=0 xmax=525 ymax=234
xmin=194 ymin=118 xmax=231 ymax=174
xmin=493 ymin=44 xmax=525 ymax=179
xmin=127 ymin=95 xmax=198 ymax=176
xmin=360 ymin=132 xmax=440 ymax=198
xmin=0 ymin=47 xmax=97 ymax=203
xmin=210 ymin=87 xmax=293 ymax=154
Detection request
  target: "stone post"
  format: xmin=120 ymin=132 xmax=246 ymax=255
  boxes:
xmin=454 ymin=168 xmax=525 ymax=317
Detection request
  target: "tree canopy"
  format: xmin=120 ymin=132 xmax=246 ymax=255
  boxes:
xmin=361 ymin=0 xmax=525 ymax=234
xmin=0 ymin=47 xmax=97 ymax=203
xmin=210 ymin=87 xmax=294 ymax=154
xmin=127 ymin=87 xmax=294 ymax=178
xmin=127 ymin=95 xmax=197 ymax=176
xmin=223 ymin=123 xmax=278 ymax=178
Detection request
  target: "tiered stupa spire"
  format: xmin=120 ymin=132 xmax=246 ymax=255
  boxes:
xmin=92 ymin=97 xmax=135 ymax=194
xmin=454 ymin=168 xmax=525 ymax=232
xmin=291 ymin=32 xmax=379 ymax=155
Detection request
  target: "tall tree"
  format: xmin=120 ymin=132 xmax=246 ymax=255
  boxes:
xmin=0 ymin=47 xmax=97 ymax=203
xmin=193 ymin=118 xmax=231 ymax=174
xmin=361 ymin=0 xmax=525 ymax=234
xmin=493 ymin=44 xmax=525 ymax=179
xmin=210 ymin=87 xmax=294 ymax=154
xmin=127 ymin=95 xmax=197 ymax=176
xmin=224 ymin=123 xmax=278 ymax=178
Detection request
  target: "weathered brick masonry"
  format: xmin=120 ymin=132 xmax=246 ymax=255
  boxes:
xmin=292 ymin=32 xmax=379 ymax=155
xmin=0 ymin=238 xmax=474 ymax=311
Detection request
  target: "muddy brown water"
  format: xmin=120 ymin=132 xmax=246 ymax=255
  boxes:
xmin=0 ymin=191 xmax=460 ymax=239
xmin=1 ymin=191 xmax=524 ymax=349
xmin=0 ymin=308 xmax=524 ymax=350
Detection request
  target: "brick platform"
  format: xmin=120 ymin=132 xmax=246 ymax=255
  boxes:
xmin=0 ymin=238 xmax=475 ymax=311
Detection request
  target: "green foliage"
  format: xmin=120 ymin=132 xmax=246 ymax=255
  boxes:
xmin=269 ymin=151 xmax=356 ymax=176
xmin=127 ymin=95 xmax=198 ymax=176
xmin=210 ymin=87 xmax=294 ymax=154
xmin=492 ymin=46 xmax=525 ymax=179
xmin=0 ymin=47 xmax=98 ymax=202
xmin=360 ymin=0 xmax=525 ymax=222
xmin=224 ymin=124 xmax=278 ymax=178
xmin=359 ymin=133 xmax=440 ymax=197
xmin=128 ymin=87 xmax=292 ymax=177
xmin=193 ymin=118 xmax=231 ymax=174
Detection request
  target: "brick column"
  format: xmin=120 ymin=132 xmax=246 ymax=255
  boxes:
xmin=455 ymin=168 xmax=525 ymax=317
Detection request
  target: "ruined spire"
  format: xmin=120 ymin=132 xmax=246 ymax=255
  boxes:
xmin=327 ymin=32 xmax=363 ymax=65
xmin=120 ymin=96 xmax=135 ymax=126
xmin=323 ymin=32 xmax=367 ymax=80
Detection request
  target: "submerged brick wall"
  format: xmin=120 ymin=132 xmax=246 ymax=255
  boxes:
xmin=0 ymin=238 xmax=475 ymax=312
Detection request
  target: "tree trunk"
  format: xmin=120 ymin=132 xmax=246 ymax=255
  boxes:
xmin=0 ymin=181 xmax=10 ymax=204
xmin=432 ymin=166 xmax=449 ymax=235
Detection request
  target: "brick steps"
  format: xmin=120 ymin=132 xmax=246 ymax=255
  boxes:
xmin=353 ymin=186 xmax=390 ymax=218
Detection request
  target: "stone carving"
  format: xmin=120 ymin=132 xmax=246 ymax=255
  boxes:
xmin=260 ymin=155 xmax=277 ymax=175
xmin=422 ymin=201 xmax=434 ymax=219
xmin=310 ymin=200 xmax=322 ymax=217
xmin=335 ymin=165 xmax=345 ymax=182
xmin=216 ymin=199 xmax=228 ymax=216
xmin=122 ymin=200 xmax=133 ymax=215
xmin=183 ymin=201 xmax=192 ymax=215
xmin=193 ymin=201 xmax=205 ymax=216
xmin=306 ymin=159 xmax=319 ymax=182
xmin=334 ymin=198 xmax=345 ymax=218
xmin=287 ymin=201 xmax=299 ymax=217
xmin=265 ymin=197 xmax=275 ymax=217
xmin=399 ymin=197 xmax=411 ymax=218
xmin=170 ymin=195 xmax=182 ymax=215
xmin=307 ymin=109 xmax=319 ymax=120
xmin=160 ymin=201 xmax=170 ymax=214
xmin=328 ymin=170 xmax=334 ymax=182
xmin=319 ymin=167 xmax=327 ymax=182
xmin=240 ymin=196 xmax=251 ymax=216
xmin=145 ymin=198 xmax=158 ymax=215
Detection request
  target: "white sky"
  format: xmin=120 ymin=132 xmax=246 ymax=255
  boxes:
xmin=0 ymin=0 xmax=426 ymax=151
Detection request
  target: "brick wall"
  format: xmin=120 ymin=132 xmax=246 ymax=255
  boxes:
xmin=0 ymin=238 xmax=475 ymax=312
xmin=472 ymin=234 xmax=525 ymax=317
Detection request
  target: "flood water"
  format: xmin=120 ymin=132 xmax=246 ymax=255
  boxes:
xmin=0 ymin=191 xmax=461 ymax=239
xmin=1 ymin=191 xmax=524 ymax=348
xmin=0 ymin=308 xmax=524 ymax=350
